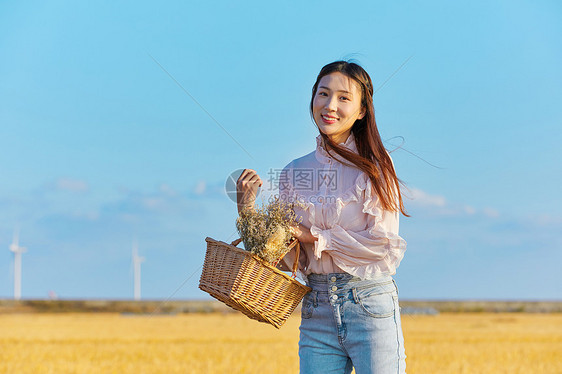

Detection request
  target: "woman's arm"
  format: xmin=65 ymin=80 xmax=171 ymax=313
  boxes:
xmin=277 ymin=228 xmax=311 ymax=272
xmin=275 ymin=223 xmax=315 ymax=272
xmin=290 ymin=223 xmax=317 ymax=244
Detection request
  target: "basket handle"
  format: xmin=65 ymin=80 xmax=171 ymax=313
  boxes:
xmin=230 ymin=237 xmax=301 ymax=278
xmin=285 ymin=238 xmax=300 ymax=277
xmin=230 ymin=238 xmax=243 ymax=246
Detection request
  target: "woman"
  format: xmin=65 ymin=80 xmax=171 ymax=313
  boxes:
xmin=237 ymin=61 xmax=408 ymax=374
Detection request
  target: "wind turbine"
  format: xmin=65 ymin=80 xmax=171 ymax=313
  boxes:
xmin=9 ymin=228 xmax=27 ymax=300
xmin=132 ymin=239 xmax=145 ymax=301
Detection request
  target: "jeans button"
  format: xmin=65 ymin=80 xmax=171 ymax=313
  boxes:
xmin=331 ymin=286 xmax=338 ymax=291
xmin=331 ymin=295 xmax=337 ymax=301
xmin=330 ymin=276 xmax=337 ymax=282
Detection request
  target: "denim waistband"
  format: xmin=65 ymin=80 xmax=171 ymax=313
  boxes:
xmin=306 ymin=273 xmax=395 ymax=292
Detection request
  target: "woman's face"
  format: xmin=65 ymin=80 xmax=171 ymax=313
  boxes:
xmin=312 ymin=72 xmax=365 ymax=144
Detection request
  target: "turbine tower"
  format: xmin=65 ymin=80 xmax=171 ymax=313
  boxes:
xmin=9 ymin=228 xmax=27 ymax=300
xmin=132 ymin=240 xmax=145 ymax=301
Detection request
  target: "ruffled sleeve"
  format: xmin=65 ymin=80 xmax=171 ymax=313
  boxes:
xmin=309 ymin=173 xmax=407 ymax=279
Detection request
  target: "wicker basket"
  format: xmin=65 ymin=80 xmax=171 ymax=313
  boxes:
xmin=199 ymin=237 xmax=311 ymax=328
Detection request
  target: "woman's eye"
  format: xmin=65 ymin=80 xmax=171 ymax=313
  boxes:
xmin=340 ymin=96 xmax=350 ymax=101
xmin=318 ymin=92 xmax=328 ymax=96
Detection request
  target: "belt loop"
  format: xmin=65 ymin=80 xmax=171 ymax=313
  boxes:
xmin=392 ymin=279 xmax=399 ymax=295
xmin=352 ymin=287 xmax=360 ymax=304
xmin=313 ymin=291 xmax=318 ymax=307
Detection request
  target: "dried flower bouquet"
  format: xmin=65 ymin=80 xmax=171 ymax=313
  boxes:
xmin=235 ymin=196 xmax=302 ymax=265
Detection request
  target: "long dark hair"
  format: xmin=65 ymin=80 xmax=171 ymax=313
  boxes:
xmin=310 ymin=61 xmax=409 ymax=216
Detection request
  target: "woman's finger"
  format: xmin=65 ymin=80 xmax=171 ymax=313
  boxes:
xmin=237 ymin=168 xmax=256 ymax=180
xmin=237 ymin=169 xmax=262 ymax=187
xmin=246 ymin=174 xmax=262 ymax=186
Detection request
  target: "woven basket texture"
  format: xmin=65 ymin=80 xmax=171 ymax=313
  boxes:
xmin=199 ymin=237 xmax=311 ymax=328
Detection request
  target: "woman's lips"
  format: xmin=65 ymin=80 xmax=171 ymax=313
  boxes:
xmin=321 ymin=114 xmax=338 ymax=124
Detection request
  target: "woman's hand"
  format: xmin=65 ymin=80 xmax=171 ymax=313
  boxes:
xmin=236 ymin=169 xmax=262 ymax=215
xmin=277 ymin=228 xmax=313 ymax=272
xmin=290 ymin=223 xmax=317 ymax=244
xmin=276 ymin=261 xmax=291 ymax=272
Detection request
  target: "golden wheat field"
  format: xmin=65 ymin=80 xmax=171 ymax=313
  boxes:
xmin=0 ymin=312 xmax=561 ymax=374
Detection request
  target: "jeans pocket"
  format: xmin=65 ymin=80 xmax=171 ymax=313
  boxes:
xmin=357 ymin=289 xmax=396 ymax=318
xmin=301 ymin=293 xmax=314 ymax=319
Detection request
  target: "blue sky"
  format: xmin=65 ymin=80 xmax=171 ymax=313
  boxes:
xmin=1 ymin=1 xmax=561 ymax=300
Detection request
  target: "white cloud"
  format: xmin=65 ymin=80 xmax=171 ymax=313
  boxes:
xmin=141 ymin=197 xmax=164 ymax=210
xmin=407 ymin=187 xmax=446 ymax=207
xmin=55 ymin=178 xmax=89 ymax=193
xmin=405 ymin=187 xmax=502 ymax=220
xmin=464 ymin=205 xmax=476 ymax=215
xmin=188 ymin=179 xmax=227 ymax=200
xmin=67 ymin=211 xmax=100 ymax=221
xmin=159 ymin=184 xmax=177 ymax=197
xmin=533 ymin=214 xmax=562 ymax=227
xmin=482 ymin=207 xmax=500 ymax=218
xmin=193 ymin=180 xmax=206 ymax=195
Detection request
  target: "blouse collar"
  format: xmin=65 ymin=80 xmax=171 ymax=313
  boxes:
xmin=314 ymin=133 xmax=358 ymax=164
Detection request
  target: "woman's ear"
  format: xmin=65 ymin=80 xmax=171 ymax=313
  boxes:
xmin=358 ymin=106 xmax=366 ymax=120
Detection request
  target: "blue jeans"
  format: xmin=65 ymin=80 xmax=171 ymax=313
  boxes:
xmin=299 ymin=273 xmax=406 ymax=374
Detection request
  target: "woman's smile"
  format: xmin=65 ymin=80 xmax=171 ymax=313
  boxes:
xmin=320 ymin=114 xmax=339 ymax=124
xmin=312 ymin=71 xmax=365 ymax=144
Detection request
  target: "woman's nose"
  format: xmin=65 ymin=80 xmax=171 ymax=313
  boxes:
xmin=324 ymin=96 xmax=337 ymax=111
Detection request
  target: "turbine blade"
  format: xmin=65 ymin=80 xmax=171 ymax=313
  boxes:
xmin=132 ymin=237 xmax=139 ymax=258
xmin=13 ymin=227 xmax=19 ymax=247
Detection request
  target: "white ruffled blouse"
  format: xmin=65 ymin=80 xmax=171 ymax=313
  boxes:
xmin=279 ymin=134 xmax=407 ymax=280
